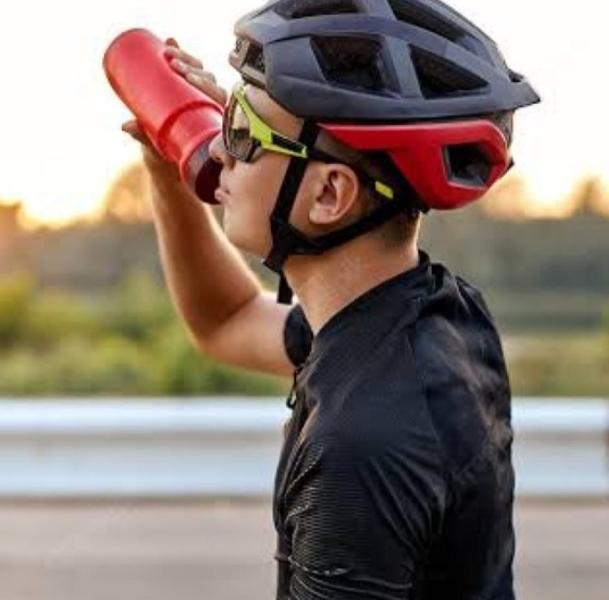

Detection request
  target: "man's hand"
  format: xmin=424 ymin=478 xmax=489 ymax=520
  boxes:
xmin=121 ymin=37 xmax=228 ymax=187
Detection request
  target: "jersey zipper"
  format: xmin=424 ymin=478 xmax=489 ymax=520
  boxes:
xmin=286 ymin=363 xmax=304 ymax=409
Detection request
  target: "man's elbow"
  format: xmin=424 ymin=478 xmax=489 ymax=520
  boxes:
xmin=183 ymin=296 xmax=257 ymax=367
xmin=186 ymin=322 xmax=231 ymax=364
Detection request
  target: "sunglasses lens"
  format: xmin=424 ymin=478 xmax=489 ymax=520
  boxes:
xmin=223 ymin=93 xmax=254 ymax=161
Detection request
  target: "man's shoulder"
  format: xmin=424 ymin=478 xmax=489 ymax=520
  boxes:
xmin=306 ymin=335 xmax=443 ymax=462
xmin=413 ymin=261 xmax=504 ymax=360
xmin=423 ymin=259 xmax=500 ymax=330
xmin=408 ymin=264 xmax=513 ymax=471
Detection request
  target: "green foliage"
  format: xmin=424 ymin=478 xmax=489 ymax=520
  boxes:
xmin=104 ymin=271 xmax=174 ymax=342
xmin=419 ymin=205 xmax=609 ymax=331
xmin=0 ymin=271 xmax=289 ymax=397
xmin=1 ymin=204 xmax=609 ymax=397
xmin=602 ymin=305 xmax=609 ymax=357
xmin=24 ymin=289 xmax=101 ymax=347
xmin=505 ymin=329 xmax=609 ymax=397
xmin=0 ymin=273 xmax=35 ymax=346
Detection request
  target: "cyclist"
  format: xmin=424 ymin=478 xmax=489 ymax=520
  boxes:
xmin=123 ymin=1 xmax=539 ymax=598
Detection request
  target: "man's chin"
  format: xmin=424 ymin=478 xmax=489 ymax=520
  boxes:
xmin=223 ymin=225 xmax=263 ymax=259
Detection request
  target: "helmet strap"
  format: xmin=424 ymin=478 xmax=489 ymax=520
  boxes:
xmin=263 ymin=120 xmax=321 ymax=304
xmin=262 ymin=121 xmax=422 ymax=305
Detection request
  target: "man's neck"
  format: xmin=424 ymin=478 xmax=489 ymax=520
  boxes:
xmin=284 ymin=239 xmax=420 ymax=336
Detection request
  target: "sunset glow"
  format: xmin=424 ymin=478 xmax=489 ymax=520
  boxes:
xmin=1 ymin=0 xmax=607 ymax=225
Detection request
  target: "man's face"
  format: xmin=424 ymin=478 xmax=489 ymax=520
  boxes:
xmin=208 ymin=84 xmax=305 ymax=258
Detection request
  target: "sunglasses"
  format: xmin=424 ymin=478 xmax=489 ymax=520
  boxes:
xmin=222 ymin=82 xmax=396 ymax=201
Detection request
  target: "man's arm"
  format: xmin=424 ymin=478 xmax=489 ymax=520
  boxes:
xmin=121 ymin=40 xmax=295 ymax=378
xmin=146 ymin=160 xmax=295 ymax=377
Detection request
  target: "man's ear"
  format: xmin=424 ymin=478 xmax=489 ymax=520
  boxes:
xmin=308 ymin=163 xmax=361 ymax=227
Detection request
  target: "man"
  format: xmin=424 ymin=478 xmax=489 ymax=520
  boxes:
xmin=123 ymin=1 xmax=540 ymax=597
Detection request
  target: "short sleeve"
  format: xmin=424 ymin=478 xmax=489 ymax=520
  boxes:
xmin=283 ymin=429 xmax=447 ymax=599
xmin=283 ymin=304 xmax=314 ymax=368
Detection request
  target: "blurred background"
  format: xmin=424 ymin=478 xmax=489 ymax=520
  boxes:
xmin=0 ymin=1 xmax=608 ymax=599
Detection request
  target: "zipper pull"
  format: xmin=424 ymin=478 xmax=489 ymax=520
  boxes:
xmin=286 ymin=364 xmax=304 ymax=409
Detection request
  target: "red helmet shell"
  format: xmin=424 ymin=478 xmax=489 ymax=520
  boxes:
xmin=319 ymin=120 xmax=510 ymax=210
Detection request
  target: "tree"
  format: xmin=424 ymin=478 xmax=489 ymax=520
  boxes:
xmin=0 ymin=201 xmax=23 ymax=238
xmin=478 ymin=173 xmax=533 ymax=221
xmin=569 ymin=175 xmax=609 ymax=216
xmin=101 ymin=161 xmax=152 ymax=223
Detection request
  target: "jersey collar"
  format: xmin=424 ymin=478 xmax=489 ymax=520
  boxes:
xmin=302 ymin=247 xmax=434 ymax=374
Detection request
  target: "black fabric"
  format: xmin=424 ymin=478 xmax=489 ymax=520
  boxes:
xmin=283 ymin=303 xmax=315 ymax=369
xmin=278 ymin=273 xmax=294 ymax=305
xmin=274 ymin=248 xmax=515 ymax=599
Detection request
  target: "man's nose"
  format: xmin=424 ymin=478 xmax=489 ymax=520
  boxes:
xmin=209 ymin=132 xmax=234 ymax=168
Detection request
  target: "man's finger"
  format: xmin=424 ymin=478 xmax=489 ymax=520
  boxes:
xmin=200 ymin=70 xmax=217 ymax=84
xmin=121 ymin=119 xmax=139 ymax=132
xmin=164 ymin=45 xmax=203 ymax=69
xmin=174 ymin=62 xmax=217 ymax=84
xmin=121 ymin=121 xmax=149 ymax=145
xmin=124 ymin=130 xmax=148 ymax=145
xmin=121 ymin=120 xmax=142 ymax=136
xmin=185 ymin=72 xmax=228 ymax=105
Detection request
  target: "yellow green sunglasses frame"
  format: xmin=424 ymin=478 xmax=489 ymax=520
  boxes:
xmin=223 ymin=82 xmax=396 ymax=201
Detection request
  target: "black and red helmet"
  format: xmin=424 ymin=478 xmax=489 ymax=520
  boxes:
xmin=228 ymin=0 xmax=541 ymax=302
xmin=231 ymin=0 xmax=540 ymax=210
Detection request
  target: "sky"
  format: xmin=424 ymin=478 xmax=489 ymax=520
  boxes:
xmin=0 ymin=0 xmax=607 ymax=224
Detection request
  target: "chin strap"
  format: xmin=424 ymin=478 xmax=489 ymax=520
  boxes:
xmin=263 ymin=120 xmax=321 ymax=304
xmin=262 ymin=120 xmax=423 ymax=305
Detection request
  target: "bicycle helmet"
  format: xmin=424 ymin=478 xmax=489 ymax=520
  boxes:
xmin=228 ymin=0 xmax=541 ymax=302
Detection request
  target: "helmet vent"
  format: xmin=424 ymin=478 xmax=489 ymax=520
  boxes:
xmin=412 ymin=47 xmax=487 ymax=98
xmin=244 ymin=42 xmax=266 ymax=74
xmin=388 ymin=0 xmax=465 ymax=44
xmin=275 ymin=0 xmax=359 ymax=19
xmin=508 ymin=69 xmax=523 ymax=83
xmin=445 ymin=143 xmax=491 ymax=186
xmin=311 ymin=36 xmax=387 ymax=92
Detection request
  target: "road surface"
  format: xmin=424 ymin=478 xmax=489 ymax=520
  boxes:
xmin=0 ymin=499 xmax=606 ymax=600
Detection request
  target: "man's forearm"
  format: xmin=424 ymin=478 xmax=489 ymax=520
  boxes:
xmin=149 ymin=176 xmax=262 ymax=346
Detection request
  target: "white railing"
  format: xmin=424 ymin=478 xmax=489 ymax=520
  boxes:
xmin=0 ymin=398 xmax=606 ymax=499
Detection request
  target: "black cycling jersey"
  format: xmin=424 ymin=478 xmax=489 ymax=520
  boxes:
xmin=274 ymin=248 xmax=516 ymax=600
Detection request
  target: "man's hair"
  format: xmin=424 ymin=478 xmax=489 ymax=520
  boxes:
xmin=355 ymin=150 xmax=420 ymax=246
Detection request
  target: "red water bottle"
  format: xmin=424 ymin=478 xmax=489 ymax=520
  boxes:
xmin=103 ymin=28 xmax=223 ymax=204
